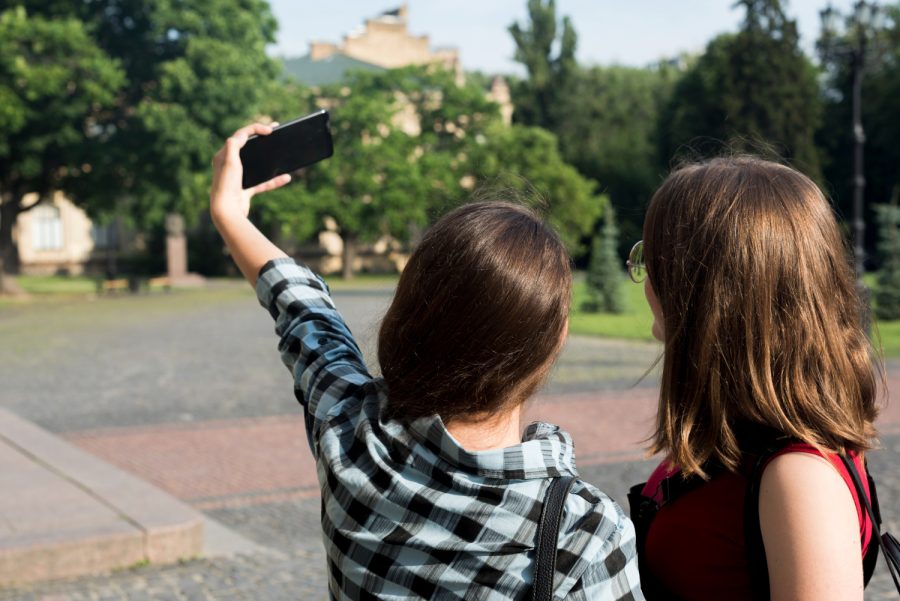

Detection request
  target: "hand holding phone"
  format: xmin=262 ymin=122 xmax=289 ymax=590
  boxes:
xmin=211 ymin=123 xmax=292 ymax=227
xmin=209 ymin=122 xmax=293 ymax=287
xmin=239 ymin=110 xmax=334 ymax=189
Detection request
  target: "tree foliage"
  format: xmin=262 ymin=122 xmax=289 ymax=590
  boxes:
xmin=260 ymin=66 xmax=602 ymax=276
xmin=261 ymin=67 xmax=501 ymax=278
xmin=289 ymin=89 xmax=427 ymax=279
xmin=508 ymin=1 xmax=676 ymax=258
xmin=475 ymin=124 xmax=605 ymax=254
xmin=556 ymin=65 xmax=675 ymax=199
xmin=0 ymin=0 xmax=279 ymax=284
xmin=875 ymin=200 xmax=900 ymax=320
xmin=0 ymin=6 xmax=124 ymax=281
xmin=661 ymin=0 xmax=822 ymax=179
xmin=52 ymin=0 xmax=278 ymax=223
xmin=0 ymin=0 xmax=278 ymax=286
xmin=508 ymin=0 xmax=577 ymax=130
xmin=818 ymin=5 xmax=900 ymax=267
xmin=554 ymin=64 xmax=678 ymax=255
xmin=383 ymin=66 xmax=502 ymax=214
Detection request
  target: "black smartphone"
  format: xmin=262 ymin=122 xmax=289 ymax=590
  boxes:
xmin=240 ymin=110 xmax=333 ymax=189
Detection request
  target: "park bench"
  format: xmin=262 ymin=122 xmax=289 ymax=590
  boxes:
xmin=147 ymin=276 xmax=171 ymax=291
xmin=96 ymin=276 xmax=172 ymax=294
xmin=97 ymin=278 xmax=129 ymax=294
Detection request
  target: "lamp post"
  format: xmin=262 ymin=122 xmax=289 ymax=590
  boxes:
xmin=818 ymin=1 xmax=886 ymax=281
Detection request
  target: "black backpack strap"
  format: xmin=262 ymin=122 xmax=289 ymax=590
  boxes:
xmin=742 ymin=431 xmax=796 ymax=601
xmin=627 ymin=482 xmax=663 ymax=599
xmin=744 ymin=451 xmax=774 ymax=601
xmin=627 ymin=482 xmax=656 ymax=564
xmin=839 ymin=455 xmax=900 ymax=593
xmin=533 ymin=475 xmax=577 ymax=601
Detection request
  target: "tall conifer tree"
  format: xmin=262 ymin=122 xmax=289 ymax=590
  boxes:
xmin=583 ymin=207 xmax=623 ymax=314
xmin=508 ymin=0 xmax=577 ymax=131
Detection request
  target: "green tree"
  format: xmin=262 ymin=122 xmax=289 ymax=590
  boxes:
xmin=583 ymin=207 xmax=623 ymax=314
xmin=875 ymin=197 xmax=900 ymax=320
xmin=508 ymin=1 xmax=678 ymax=259
xmin=370 ymin=68 xmax=602 ymax=256
xmin=818 ymin=5 xmax=900 ymax=267
xmin=508 ymin=0 xmax=577 ymax=130
xmin=662 ymin=0 xmax=822 ymax=178
xmin=476 ymin=124 xmax=605 ymax=254
xmin=259 ymin=65 xmax=600 ymax=277
xmin=378 ymin=66 xmax=502 ymax=215
xmin=5 ymin=0 xmax=279 ymax=247
xmin=0 ymin=7 xmax=125 ymax=291
xmin=554 ymin=64 xmax=679 ymax=256
xmin=261 ymin=66 xmax=504 ymax=279
xmin=263 ymin=72 xmax=429 ymax=279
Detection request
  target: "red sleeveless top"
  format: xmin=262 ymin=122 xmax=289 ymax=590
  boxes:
xmin=640 ymin=444 xmax=872 ymax=601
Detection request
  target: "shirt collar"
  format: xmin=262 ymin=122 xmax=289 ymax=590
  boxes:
xmin=406 ymin=414 xmax=579 ymax=480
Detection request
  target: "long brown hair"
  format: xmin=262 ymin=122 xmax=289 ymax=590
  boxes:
xmin=378 ymin=200 xmax=571 ymax=423
xmin=645 ymin=157 xmax=879 ymax=477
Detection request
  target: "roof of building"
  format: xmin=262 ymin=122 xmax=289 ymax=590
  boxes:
xmin=380 ymin=6 xmax=404 ymax=18
xmin=283 ymin=54 xmax=385 ymax=87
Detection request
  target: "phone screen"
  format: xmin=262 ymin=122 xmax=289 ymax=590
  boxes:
xmin=240 ymin=110 xmax=334 ymax=189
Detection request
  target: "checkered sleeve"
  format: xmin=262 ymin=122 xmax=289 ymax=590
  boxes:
xmin=256 ymin=258 xmax=372 ymax=454
xmin=561 ymin=491 xmax=645 ymax=601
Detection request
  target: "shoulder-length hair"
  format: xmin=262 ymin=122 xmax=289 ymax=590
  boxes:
xmin=644 ymin=156 xmax=880 ymax=477
xmin=378 ymin=200 xmax=572 ymax=423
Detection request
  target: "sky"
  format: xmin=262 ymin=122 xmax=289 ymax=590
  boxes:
xmin=266 ymin=0 xmax=861 ymax=75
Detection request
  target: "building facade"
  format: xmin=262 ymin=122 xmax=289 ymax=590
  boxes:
xmin=13 ymin=193 xmax=119 ymax=276
xmin=289 ymin=5 xmax=462 ymax=85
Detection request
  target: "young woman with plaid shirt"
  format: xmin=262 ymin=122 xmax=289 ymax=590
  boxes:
xmin=209 ymin=123 xmax=644 ymax=600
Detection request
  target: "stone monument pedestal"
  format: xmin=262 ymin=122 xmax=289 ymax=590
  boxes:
xmin=165 ymin=213 xmax=205 ymax=287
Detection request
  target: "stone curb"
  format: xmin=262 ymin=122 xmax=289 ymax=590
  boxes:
xmin=0 ymin=409 xmax=203 ymax=586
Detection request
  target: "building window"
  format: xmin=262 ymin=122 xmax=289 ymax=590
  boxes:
xmin=91 ymin=222 xmax=117 ymax=250
xmin=32 ymin=203 xmax=64 ymax=251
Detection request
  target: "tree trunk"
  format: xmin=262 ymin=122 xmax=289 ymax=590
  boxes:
xmin=341 ymin=233 xmax=357 ymax=280
xmin=0 ymin=198 xmax=23 ymax=295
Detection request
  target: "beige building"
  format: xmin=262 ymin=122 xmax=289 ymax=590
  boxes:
xmin=14 ymin=193 xmax=118 ymax=276
xmin=285 ymin=2 xmax=514 ymax=126
xmin=308 ymin=5 xmax=461 ymax=80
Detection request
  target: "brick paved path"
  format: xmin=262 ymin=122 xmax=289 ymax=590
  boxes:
xmin=1 ymin=285 xmax=898 ymax=599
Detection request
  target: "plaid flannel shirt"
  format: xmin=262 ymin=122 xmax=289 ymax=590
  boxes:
xmin=257 ymin=258 xmax=644 ymax=600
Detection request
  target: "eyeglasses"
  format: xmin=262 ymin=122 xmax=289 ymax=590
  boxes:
xmin=626 ymin=240 xmax=646 ymax=283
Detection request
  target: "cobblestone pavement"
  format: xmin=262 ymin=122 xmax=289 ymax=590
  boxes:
xmin=1 ymin=286 xmax=898 ymax=600
xmin=0 ymin=551 xmax=330 ymax=601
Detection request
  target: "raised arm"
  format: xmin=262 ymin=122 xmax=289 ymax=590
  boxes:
xmin=209 ymin=122 xmax=292 ymax=286
xmin=209 ymin=124 xmax=372 ymax=453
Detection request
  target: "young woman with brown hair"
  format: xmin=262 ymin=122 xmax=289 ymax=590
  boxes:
xmin=210 ymin=123 xmax=644 ymax=600
xmin=628 ymin=156 xmax=880 ymax=601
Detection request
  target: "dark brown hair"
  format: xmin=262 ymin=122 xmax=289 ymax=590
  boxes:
xmin=378 ymin=201 xmax=572 ymax=423
xmin=644 ymin=156 xmax=879 ymax=477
